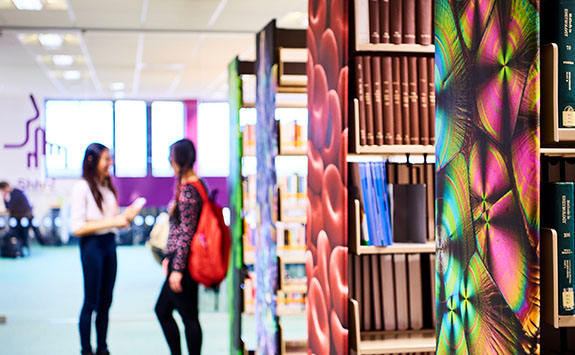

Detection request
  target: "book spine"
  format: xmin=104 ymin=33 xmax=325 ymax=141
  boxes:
xmin=390 ymin=0 xmax=402 ymax=44
xmin=369 ymin=0 xmax=380 ymax=44
xmin=417 ymin=0 xmax=433 ymax=45
xmin=428 ymin=56 xmax=436 ymax=145
xmin=543 ymin=183 xmax=575 ymax=315
xmin=418 ymin=56 xmax=430 ymax=145
xmin=392 ymin=56 xmax=403 ymax=144
xmin=372 ymin=56 xmax=385 ymax=145
xmin=363 ymin=56 xmax=375 ymax=145
xmin=380 ymin=0 xmax=390 ymax=44
xmin=400 ymin=56 xmax=411 ymax=144
xmin=381 ymin=56 xmax=395 ymax=145
xmin=408 ymin=56 xmax=420 ymax=144
xmin=403 ymin=0 xmax=416 ymax=44
xmin=557 ymin=1 xmax=575 ymax=127
xmin=356 ymin=57 xmax=367 ymax=146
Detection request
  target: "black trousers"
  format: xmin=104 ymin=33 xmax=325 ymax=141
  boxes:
xmin=155 ymin=267 xmax=202 ymax=355
xmin=79 ymin=233 xmax=117 ymax=354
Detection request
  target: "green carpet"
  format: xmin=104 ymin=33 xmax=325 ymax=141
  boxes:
xmin=0 ymin=245 xmax=229 ymax=354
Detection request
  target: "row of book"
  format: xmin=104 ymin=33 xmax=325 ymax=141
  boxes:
xmin=243 ymin=269 xmax=307 ymax=314
xmin=542 ymin=156 xmax=575 ymax=183
xmin=276 ymin=222 xmax=305 ymax=251
xmin=242 ymin=124 xmax=256 ymax=156
xmin=278 ymin=175 xmax=307 ymax=223
xmin=350 ymin=161 xmax=435 ymax=246
xmin=542 ymin=182 xmax=575 ymax=315
xmin=351 ymin=253 xmax=436 ymax=331
xmin=355 ymin=55 xmax=435 ymax=146
xmin=279 ymin=121 xmax=308 ymax=153
xmin=367 ymin=0 xmax=433 ymax=45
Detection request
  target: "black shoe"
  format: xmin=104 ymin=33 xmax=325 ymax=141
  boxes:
xmin=96 ymin=350 xmax=110 ymax=355
xmin=81 ymin=352 xmax=93 ymax=355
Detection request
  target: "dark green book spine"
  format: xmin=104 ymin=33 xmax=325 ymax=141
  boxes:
xmin=543 ymin=182 xmax=575 ymax=315
xmin=558 ymin=1 xmax=575 ymax=127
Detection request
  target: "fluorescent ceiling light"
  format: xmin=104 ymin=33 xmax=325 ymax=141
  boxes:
xmin=62 ymin=70 xmax=81 ymax=80
xmin=52 ymin=55 xmax=74 ymax=66
xmin=38 ymin=33 xmax=63 ymax=50
xmin=12 ymin=0 xmax=43 ymax=10
xmin=109 ymin=82 xmax=126 ymax=91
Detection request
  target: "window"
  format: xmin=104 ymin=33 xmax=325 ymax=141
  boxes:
xmin=45 ymin=100 xmax=114 ymax=178
xmin=197 ymin=102 xmax=230 ymax=177
xmin=114 ymin=100 xmax=148 ymax=177
xmin=151 ymin=101 xmax=185 ymax=177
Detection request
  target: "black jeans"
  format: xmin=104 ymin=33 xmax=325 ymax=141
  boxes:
xmin=155 ymin=265 xmax=202 ymax=355
xmin=79 ymin=233 xmax=117 ymax=354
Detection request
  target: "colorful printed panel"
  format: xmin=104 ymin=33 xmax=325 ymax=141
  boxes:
xmin=228 ymin=58 xmax=244 ymax=355
xmin=307 ymin=0 xmax=349 ymax=354
xmin=255 ymin=21 xmax=279 ymax=354
xmin=435 ymin=0 xmax=540 ymax=353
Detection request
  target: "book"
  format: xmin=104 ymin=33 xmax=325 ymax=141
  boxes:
xmin=394 ymin=254 xmax=409 ymax=330
xmin=362 ymin=255 xmax=373 ymax=330
xmin=564 ymin=158 xmax=575 ymax=182
xmin=555 ymin=1 xmax=575 ymax=127
xmin=400 ymin=56 xmax=411 ymax=144
xmin=417 ymin=0 xmax=433 ymax=45
xmin=408 ymin=56 xmax=420 ymax=144
xmin=418 ymin=56 xmax=430 ymax=145
xmin=425 ymin=162 xmax=435 ymax=240
xmin=363 ymin=56 xmax=375 ymax=145
xmin=428 ymin=56 xmax=436 ymax=145
xmin=407 ymin=253 xmax=423 ymax=330
xmin=541 ymin=182 xmax=575 ymax=315
xmin=380 ymin=0 xmax=391 ymax=44
xmin=355 ymin=57 xmax=367 ymax=146
xmin=369 ymin=0 xmax=380 ymax=44
xmin=359 ymin=163 xmax=376 ymax=245
xmin=380 ymin=254 xmax=397 ymax=330
xmin=543 ymin=156 xmax=562 ymax=183
xmin=371 ymin=254 xmax=383 ymax=329
xmin=392 ymin=56 xmax=403 ymax=144
xmin=382 ymin=56 xmax=395 ymax=145
xmin=372 ymin=56 xmax=386 ymax=145
xmin=403 ymin=0 xmax=416 ymax=44
xmin=429 ymin=253 xmax=436 ymax=325
xmin=373 ymin=162 xmax=393 ymax=246
xmin=390 ymin=0 xmax=402 ymax=44
xmin=390 ymin=184 xmax=427 ymax=243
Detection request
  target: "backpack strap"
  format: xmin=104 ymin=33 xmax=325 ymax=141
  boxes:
xmin=187 ymin=178 xmax=209 ymax=203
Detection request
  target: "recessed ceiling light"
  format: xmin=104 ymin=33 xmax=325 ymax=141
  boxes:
xmin=109 ymin=82 xmax=126 ymax=91
xmin=38 ymin=33 xmax=63 ymax=50
xmin=62 ymin=70 xmax=81 ymax=80
xmin=52 ymin=55 xmax=74 ymax=66
xmin=12 ymin=0 xmax=43 ymax=11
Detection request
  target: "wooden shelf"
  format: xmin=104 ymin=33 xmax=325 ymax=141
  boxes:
xmin=356 ymin=43 xmax=435 ymax=53
xmin=350 ymin=199 xmax=435 ymax=255
xmin=540 ymin=148 xmax=575 ymax=156
xmin=279 ymin=216 xmax=307 ymax=224
xmin=541 ymin=228 xmax=575 ymax=328
xmin=350 ymin=299 xmax=436 ymax=355
xmin=279 ymin=146 xmax=307 ymax=156
xmin=352 ymin=98 xmax=434 ymax=155
xmin=281 ymin=281 xmax=307 ymax=293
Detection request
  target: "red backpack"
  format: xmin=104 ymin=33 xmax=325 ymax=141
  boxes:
xmin=187 ymin=179 xmax=231 ymax=288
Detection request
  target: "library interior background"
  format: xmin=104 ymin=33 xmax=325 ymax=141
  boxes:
xmin=0 ymin=0 xmax=571 ymax=354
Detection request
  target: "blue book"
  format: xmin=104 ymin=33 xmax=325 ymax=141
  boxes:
xmin=359 ymin=163 xmax=375 ymax=245
xmin=379 ymin=162 xmax=393 ymax=246
xmin=366 ymin=163 xmax=381 ymax=246
xmin=372 ymin=162 xmax=386 ymax=246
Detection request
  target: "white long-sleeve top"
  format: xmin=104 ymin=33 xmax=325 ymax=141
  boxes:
xmin=69 ymin=179 xmax=119 ymax=236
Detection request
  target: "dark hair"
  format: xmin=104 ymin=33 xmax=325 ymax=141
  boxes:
xmin=82 ymin=143 xmax=117 ymax=211
xmin=0 ymin=181 xmax=9 ymax=190
xmin=170 ymin=139 xmax=196 ymax=223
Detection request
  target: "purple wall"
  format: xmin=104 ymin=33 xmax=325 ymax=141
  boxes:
xmin=114 ymin=100 xmax=229 ymax=209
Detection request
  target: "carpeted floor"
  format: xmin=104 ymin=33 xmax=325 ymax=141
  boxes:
xmin=0 ymin=244 xmax=306 ymax=354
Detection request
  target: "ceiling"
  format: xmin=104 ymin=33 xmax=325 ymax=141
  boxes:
xmin=0 ymin=0 xmax=307 ymax=101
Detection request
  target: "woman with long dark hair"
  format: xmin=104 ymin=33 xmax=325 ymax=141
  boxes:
xmin=70 ymin=143 xmax=141 ymax=355
xmin=155 ymin=138 xmax=203 ymax=355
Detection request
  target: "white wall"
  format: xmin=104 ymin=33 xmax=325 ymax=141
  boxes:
xmin=0 ymin=93 xmax=78 ymax=238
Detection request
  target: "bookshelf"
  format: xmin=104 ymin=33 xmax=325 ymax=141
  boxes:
xmin=307 ymin=0 xmax=437 ymax=353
